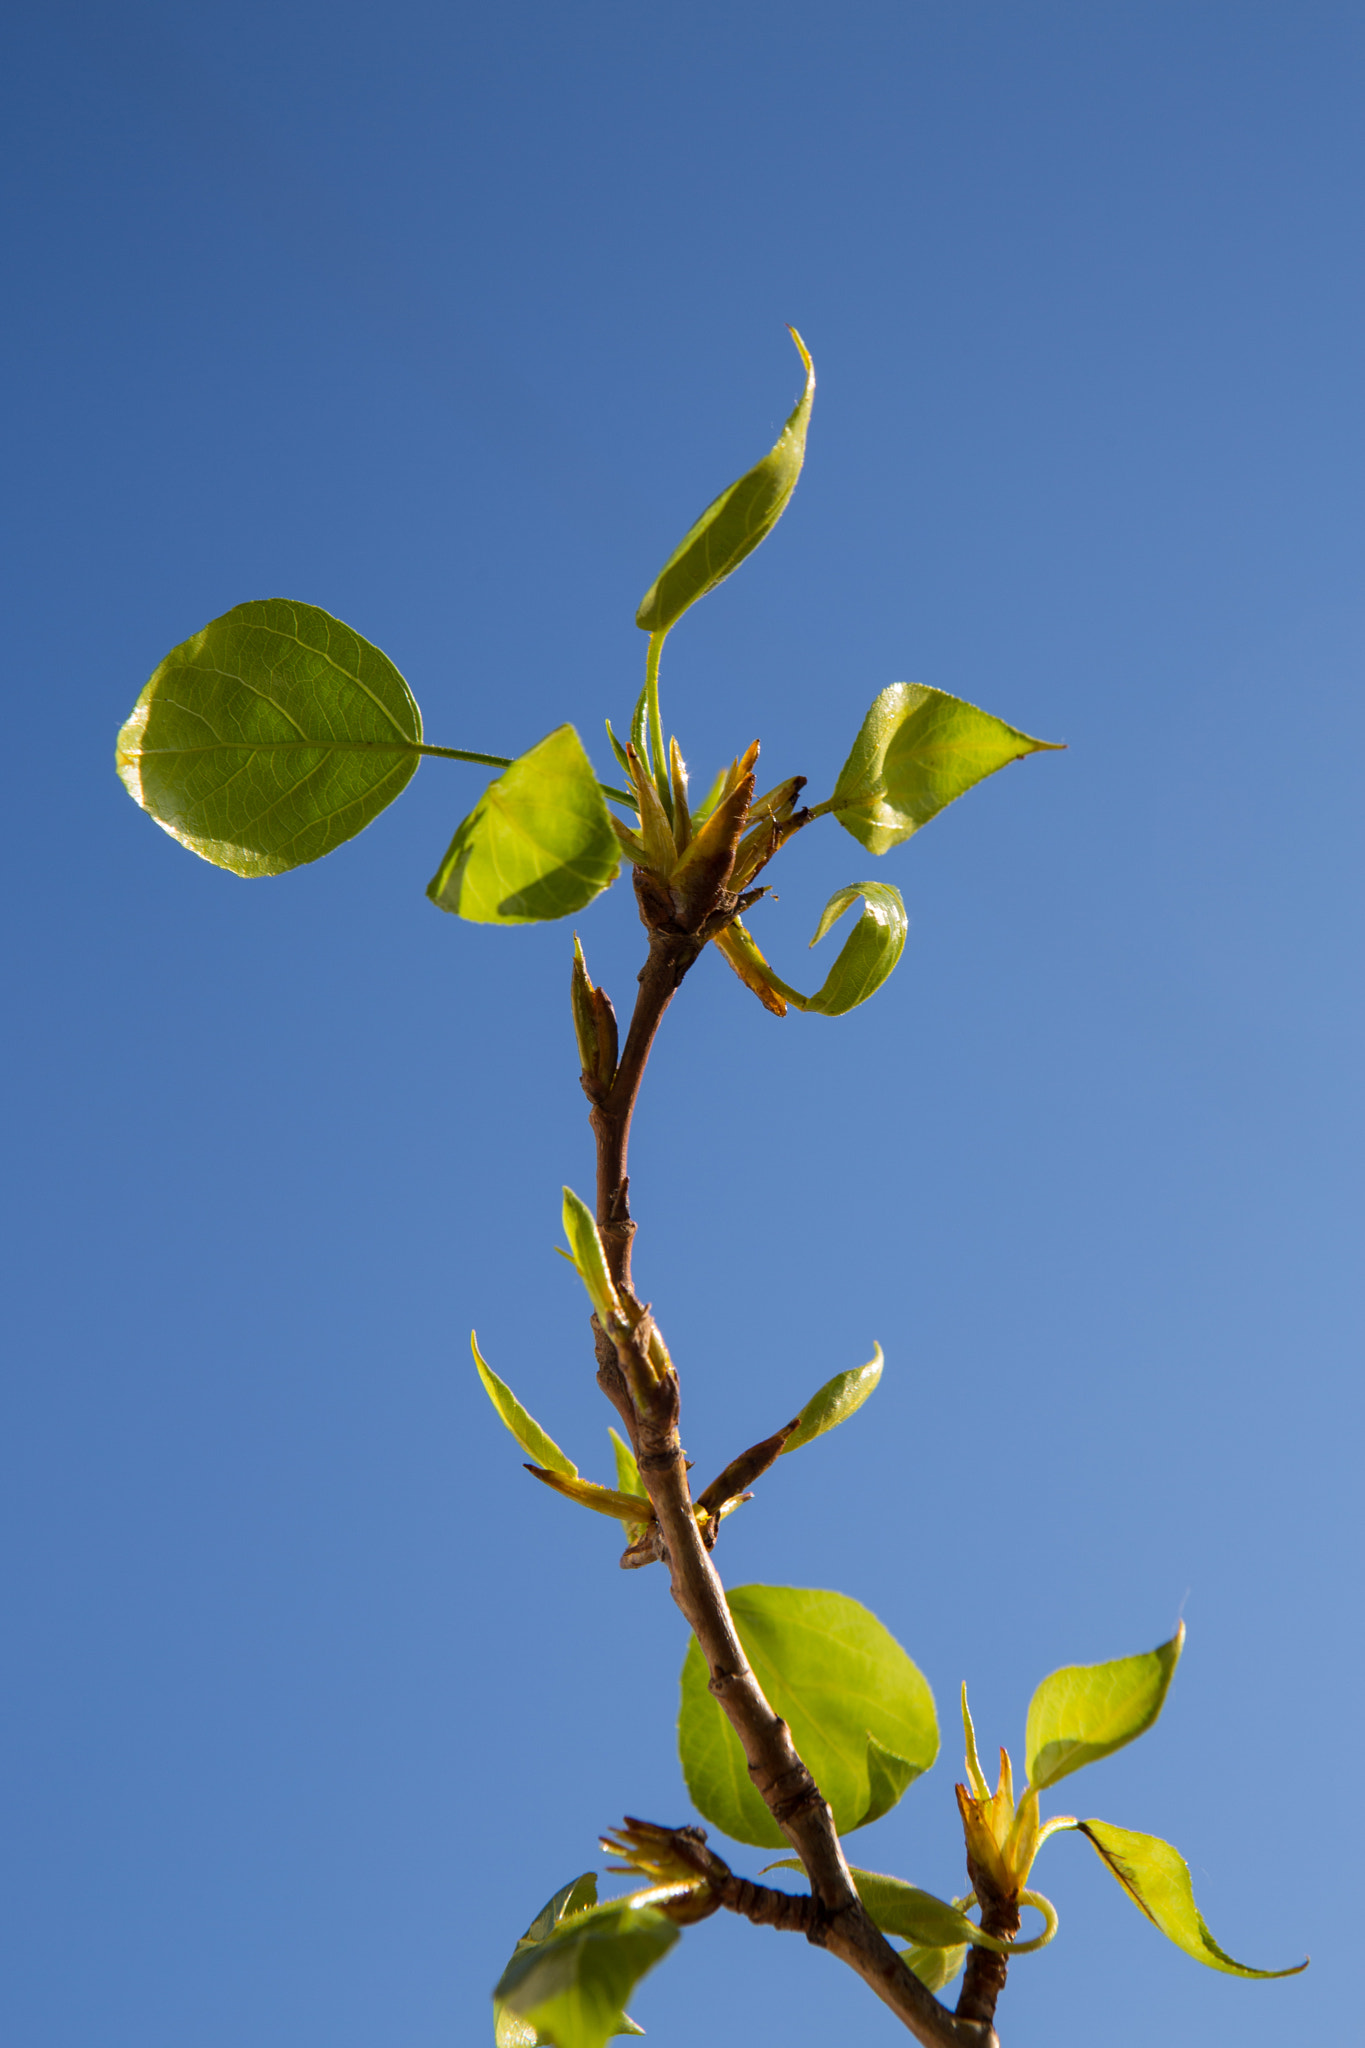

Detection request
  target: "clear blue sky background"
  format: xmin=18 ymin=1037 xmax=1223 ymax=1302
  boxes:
xmin=2 ymin=5 xmax=1360 ymax=2045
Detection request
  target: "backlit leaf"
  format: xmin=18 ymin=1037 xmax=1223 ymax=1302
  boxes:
xmin=116 ymin=598 xmax=423 ymax=876
xmin=428 ymin=727 xmax=620 ymax=924
xmin=1073 ymin=1821 xmax=1307 ymax=1978
xmin=494 ymin=1896 xmax=678 ymax=2048
xmin=561 ymin=1186 xmax=624 ymax=1327
xmin=781 ymin=1347 xmax=883 ymax=1457
xmin=800 ymin=884 xmax=907 ymax=1015
xmin=472 ymin=1334 xmax=577 ymax=1479
xmin=903 ymin=1941 xmax=968 ymax=1993
xmin=608 ymin=1428 xmax=646 ymax=1502
xmin=715 ymin=886 xmax=906 ymax=1020
xmin=825 ymin=684 xmax=1060 ymax=857
xmin=635 ymin=330 xmax=814 ymax=634
xmin=767 ymin=1861 xmax=987 ymax=1950
xmin=526 ymin=1466 xmax=659 ymax=1525
xmin=1026 ymin=1626 xmax=1184 ymax=1791
xmin=493 ymin=1877 xmax=650 ymax=2045
xmin=678 ymin=1585 xmax=937 ymax=1848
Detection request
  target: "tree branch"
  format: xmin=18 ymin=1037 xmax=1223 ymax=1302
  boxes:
xmin=578 ymin=859 xmax=1002 ymax=2048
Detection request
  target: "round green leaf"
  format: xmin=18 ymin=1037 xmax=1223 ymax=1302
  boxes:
xmin=426 ymin=727 xmax=620 ymax=924
xmin=678 ymin=1584 xmax=937 ymax=1849
xmin=116 ymin=598 xmax=423 ymax=876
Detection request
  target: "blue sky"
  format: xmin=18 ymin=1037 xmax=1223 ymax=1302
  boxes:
xmin=2 ymin=5 xmax=1361 ymax=2045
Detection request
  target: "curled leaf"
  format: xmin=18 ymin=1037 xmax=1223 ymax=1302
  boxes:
xmin=636 ymin=329 xmax=814 ymax=635
xmin=427 ymin=726 xmax=620 ymax=923
xmin=472 ymin=1334 xmax=576 ymax=1479
xmin=1026 ymin=1626 xmax=1184 ymax=1792
xmin=781 ymin=1345 xmax=883 ymax=1456
xmin=714 ymin=886 xmax=907 ymax=1020
xmin=801 ymin=883 xmax=907 ymax=1015
xmin=1072 ymin=1820 xmax=1307 ymax=1979
xmin=116 ymin=598 xmax=424 ymax=876
xmin=823 ymin=683 xmax=1061 ymax=856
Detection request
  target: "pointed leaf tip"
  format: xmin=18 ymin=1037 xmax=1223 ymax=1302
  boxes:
xmin=635 ymin=331 xmax=814 ymax=635
xmin=826 ymin=683 xmax=1058 ymax=856
xmin=471 ymin=1334 xmax=577 ymax=1479
xmin=781 ymin=1345 xmax=883 ymax=1455
xmin=1026 ymin=1625 xmax=1184 ymax=1792
xmin=1075 ymin=1820 xmax=1307 ymax=1979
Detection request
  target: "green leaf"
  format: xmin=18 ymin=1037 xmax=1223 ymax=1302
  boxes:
xmin=903 ymin=1942 xmax=968 ymax=1994
xmin=765 ymin=1860 xmax=973 ymax=1988
xmin=635 ymin=329 xmax=814 ymax=635
xmin=800 ymin=885 xmax=907 ymax=1016
xmin=428 ymin=727 xmax=620 ymax=924
xmin=116 ymin=598 xmax=424 ymax=876
xmin=678 ymin=1585 xmax=937 ymax=1849
xmin=471 ymin=1334 xmax=577 ymax=1479
xmin=494 ymin=1896 xmax=679 ymax=2048
xmin=525 ymin=1466 xmax=659 ymax=1526
xmin=715 ymin=887 xmax=907 ymax=1020
xmin=767 ymin=1861 xmax=984 ymax=1950
xmin=1073 ymin=1821 xmax=1307 ymax=1979
xmin=494 ymin=1877 xmax=650 ymax=2045
xmin=608 ymin=1428 xmax=651 ymax=1543
xmin=609 ymin=1428 xmax=646 ymax=1500
xmin=825 ymin=684 xmax=1061 ymax=857
xmin=781 ymin=1345 xmax=883 ymax=1455
xmin=1025 ymin=1625 xmax=1184 ymax=1792
xmin=561 ymin=1187 xmax=624 ymax=1328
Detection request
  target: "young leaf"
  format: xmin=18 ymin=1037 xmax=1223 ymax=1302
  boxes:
xmin=427 ymin=727 xmax=620 ymax=923
xmin=494 ymin=1878 xmax=650 ymax=2045
xmin=800 ymin=884 xmax=907 ymax=1016
xmin=715 ymin=888 xmax=907 ymax=1020
xmin=824 ymin=684 xmax=1061 ymax=857
xmin=525 ymin=1466 xmax=659 ymax=1526
xmin=472 ymin=1334 xmax=577 ymax=1479
xmin=1073 ymin=1821 xmax=1307 ymax=1978
xmin=780 ymin=1345 xmax=883 ymax=1455
xmin=494 ymin=1896 xmax=679 ymax=2048
xmin=116 ymin=598 xmax=424 ymax=876
xmin=1025 ymin=1625 xmax=1184 ymax=1792
xmin=561 ymin=1187 xmax=624 ymax=1328
xmin=678 ymin=1585 xmax=938 ymax=1848
xmin=635 ymin=329 xmax=814 ymax=635
xmin=608 ymin=1427 xmax=652 ymax=1544
xmin=903 ymin=1941 xmax=968 ymax=1994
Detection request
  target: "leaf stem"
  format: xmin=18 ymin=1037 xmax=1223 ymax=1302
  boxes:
xmin=415 ymin=744 xmax=633 ymax=807
xmin=644 ymin=630 xmax=671 ymax=819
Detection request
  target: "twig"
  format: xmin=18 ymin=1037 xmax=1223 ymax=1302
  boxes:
xmin=577 ymin=833 xmax=1001 ymax=2048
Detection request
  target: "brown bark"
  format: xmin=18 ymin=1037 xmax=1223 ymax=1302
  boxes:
xmin=575 ymin=850 xmax=1003 ymax=2048
xmin=956 ymin=1872 xmax=1022 ymax=2029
